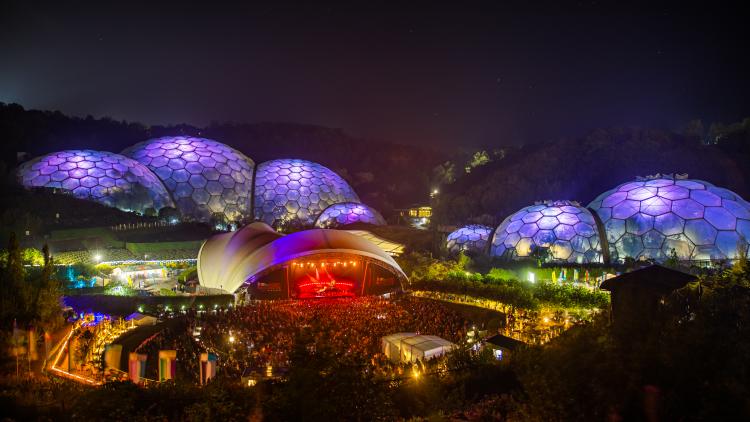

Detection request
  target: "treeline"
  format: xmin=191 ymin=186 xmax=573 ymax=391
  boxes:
xmin=0 ymin=102 xmax=448 ymax=216
xmin=434 ymin=122 xmax=750 ymax=226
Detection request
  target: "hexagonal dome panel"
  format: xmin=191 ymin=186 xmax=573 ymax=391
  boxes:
xmin=254 ymin=159 xmax=360 ymax=228
xmin=589 ymin=176 xmax=750 ymax=262
xmin=314 ymin=202 xmax=386 ymax=228
xmin=18 ymin=150 xmax=173 ymax=214
xmin=122 ymin=136 xmax=255 ymax=223
xmin=489 ymin=200 xmax=602 ymax=263
xmin=445 ymin=224 xmax=493 ymax=256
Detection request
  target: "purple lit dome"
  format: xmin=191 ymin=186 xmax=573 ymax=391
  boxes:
xmin=254 ymin=159 xmax=360 ymax=229
xmin=18 ymin=150 xmax=174 ymax=214
xmin=490 ymin=200 xmax=602 ymax=263
xmin=314 ymin=202 xmax=386 ymax=228
xmin=589 ymin=177 xmax=750 ymax=262
xmin=122 ymin=137 xmax=255 ymax=223
xmin=446 ymin=225 xmax=493 ymax=256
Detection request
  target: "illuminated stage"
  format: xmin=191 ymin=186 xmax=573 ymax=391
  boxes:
xmin=197 ymin=223 xmax=407 ymax=298
xmin=293 ymin=260 xmax=357 ymax=299
xmin=249 ymin=254 xmax=401 ymax=299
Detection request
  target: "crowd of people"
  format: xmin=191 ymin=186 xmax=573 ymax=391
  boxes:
xmin=195 ymin=295 xmax=470 ymax=378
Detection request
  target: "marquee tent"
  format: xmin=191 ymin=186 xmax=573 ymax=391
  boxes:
xmin=381 ymin=332 xmax=456 ymax=363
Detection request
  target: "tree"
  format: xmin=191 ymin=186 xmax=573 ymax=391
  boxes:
xmin=465 ymin=150 xmax=491 ymax=173
xmin=76 ymin=330 xmax=94 ymax=365
xmin=683 ymin=119 xmax=705 ymax=144
xmin=2 ymin=232 xmax=28 ymax=321
xmin=21 ymin=248 xmax=44 ymax=266
xmin=665 ymin=248 xmax=680 ymax=268
xmin=734 ymin=236 xmax=749 ymax=276
xmin=158 ymin=206 xmax=180 ymax=222
xmin=35 ymin=244 xmax=63 ymax=332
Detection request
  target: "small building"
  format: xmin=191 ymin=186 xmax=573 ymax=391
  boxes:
xmin=125 ymin=312 xmax=158 ymax=326
xmin=396 ymin=205 xmax=432 ymax=230
xmin=484 ymin=334 xmax=526 ymax=360
xmin=600 ymin=264 xmax=697 ymax=330
xmin=381 ymin=333 xmax=455 ymax=363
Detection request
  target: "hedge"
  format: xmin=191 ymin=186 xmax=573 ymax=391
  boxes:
xmin=63 ymin=294 xmax=234 ymax=316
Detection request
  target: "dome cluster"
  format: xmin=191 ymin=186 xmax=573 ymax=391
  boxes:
xmin=445 ymin=225 xmax=493 ymax=256
xmin=490 ymin=201 xmax=602 ymax=263
xmin=449 ymin=177 xmax=750 ymax=265
xmin=588 ymin=178 xmax=750 ymax=261
xmin=17 ymin=150 xmax=173 ymax=214
xmin=314 ymin=202 xmax=386 ymax=229
xmin=253 ymin=159 xmax=360 ymax=228
xmin=19 ymin=137 xmax=382 ymax=229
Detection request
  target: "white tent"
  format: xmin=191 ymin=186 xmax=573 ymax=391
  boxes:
xmin=381 ymin=332 xmax=456 ymax=363
xmin=125 ymin=312 xmax=157 ymax=326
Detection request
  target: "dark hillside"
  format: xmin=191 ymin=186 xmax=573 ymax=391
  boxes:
xmin=435 ymin=126 xmax=750 ymax=225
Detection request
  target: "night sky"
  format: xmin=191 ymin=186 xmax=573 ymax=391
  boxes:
xmin=1 ymin=1 xmax=748 ymax=147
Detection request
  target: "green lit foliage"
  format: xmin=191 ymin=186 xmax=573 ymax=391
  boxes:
xmin=401 ymin=252 xmax=609 ymax=310
xmin=104 ymin=282 xmax=136 ymax=296
xmin=432 ymin=160 xmax=457 ymax=185
xmin=465 ymin=150 xmax=491 ymax=174
xmin=159 ymin=288 xmax=177 ymax=296
xmin=22 ymin=248 xmax=44 ymax=266
xmin=0 ymin=236 xmax=63 ymax=335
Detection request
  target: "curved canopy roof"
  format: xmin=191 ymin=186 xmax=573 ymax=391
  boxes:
xmin=198 ymin=223 xmax=407 ymax=293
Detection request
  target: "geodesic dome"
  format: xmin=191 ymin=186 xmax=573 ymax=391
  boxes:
xmin=314 ymin=202 xmax=386 ymax=228
xmin=490 ymin=200 xmax=602 ymax=263
xmin=18 ymin=150 xmax=173 ymax=214
xmin=445 ymin=225 xmax=493 ymax=256
xmin=253 ymin=159 xmax=360 ymax=228
xmin=588 ymin=177 xmax=750 ymax=262
xmin=122 ymin=137 xmax=255 ymax=223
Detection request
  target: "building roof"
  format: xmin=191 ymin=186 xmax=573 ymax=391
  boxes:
xmin=345 ymin=230 xmax=405 ymax=256
xmin=198 ymin=223 xmax=408 ymax=293
xmin=484 ymin=334 xmax=526 ymax=350
xmin=382 ymin=333 xmax=455 ymax=353
xmin=600 ymin=264 xmax=697 ymax=293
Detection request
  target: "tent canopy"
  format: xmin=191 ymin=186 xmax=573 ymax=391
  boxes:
xmin=381 ymin=332 xmax=456 ymax=363
xmin=198 ymin=223 xmax=408 ymax=293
